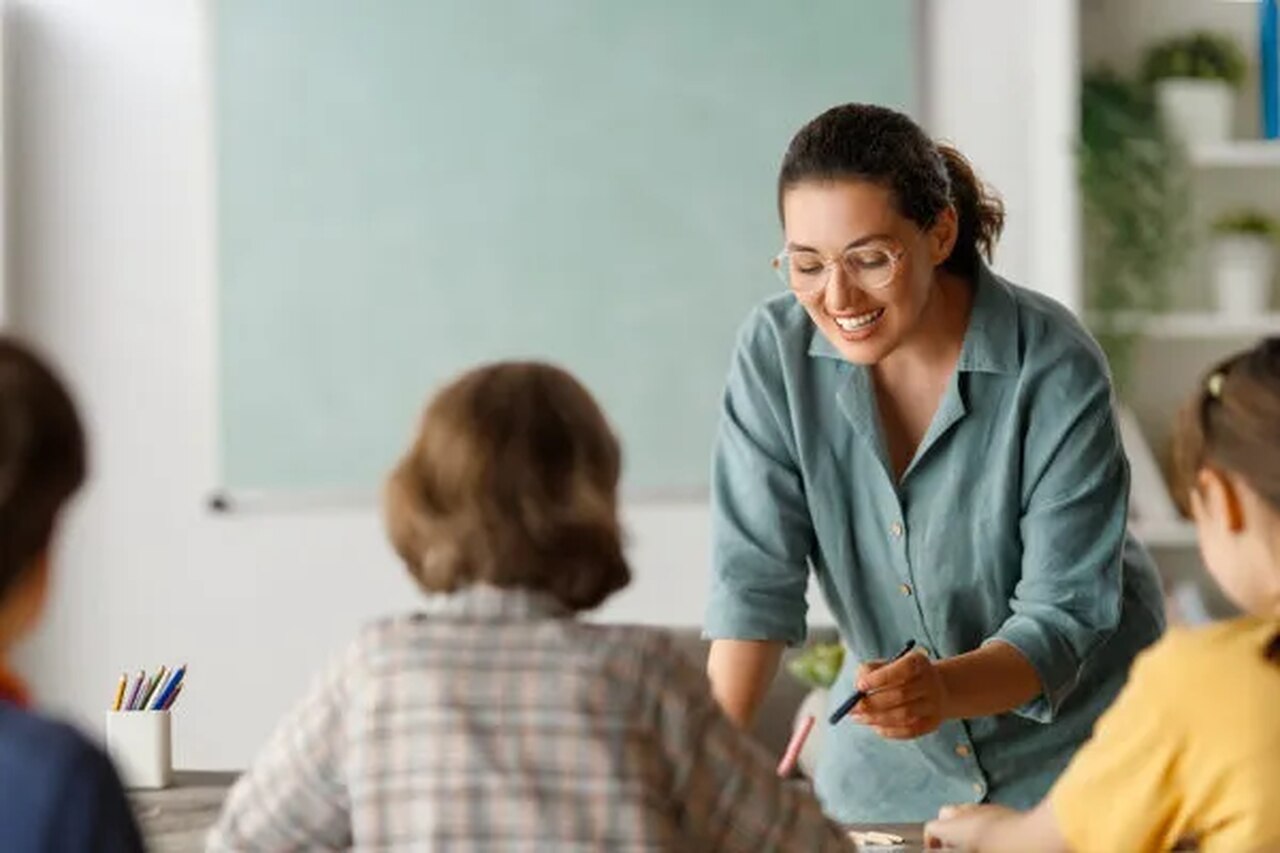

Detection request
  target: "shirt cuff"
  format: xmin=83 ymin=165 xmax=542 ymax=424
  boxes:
xmin=702 ymin=587 xmax=807 ymax=647
xmin=986 ymin=616 xmax=1083 ymax=723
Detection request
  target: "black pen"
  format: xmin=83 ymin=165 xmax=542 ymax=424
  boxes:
xmin=827 ymin=640 xmax=917 ymax=725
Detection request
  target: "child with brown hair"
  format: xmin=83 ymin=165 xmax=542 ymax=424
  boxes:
xmin=0 ymin=338 xmax=145 ymax=850
xmin=925 ymin=338 xmax=1280 ymax=852
xmin=209 ymin=361 xmax=854 ymax=851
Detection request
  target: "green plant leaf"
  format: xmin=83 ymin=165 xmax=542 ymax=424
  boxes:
xmin=1141 ymin=31 xmax=1247 ymax=87
xmin=1080 ymin=69 xmax=1191 ymax=395
xmin=786 ymin=643 xmax=845 ymax=690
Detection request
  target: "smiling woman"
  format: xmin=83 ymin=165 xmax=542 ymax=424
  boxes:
xmin=702 ymin=104 xmax=1166 ymax=823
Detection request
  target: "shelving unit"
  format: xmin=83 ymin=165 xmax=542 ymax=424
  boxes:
xmin=1092 ymin=311 xmax=1280 ymax=338
xmin=1131 ymin=519 xmax=1198 ymax=549
xmin=1190 ymin=140 xmax=1280 ymax=168
xmin=1081 ymin=0 xmax=1277 ymax=564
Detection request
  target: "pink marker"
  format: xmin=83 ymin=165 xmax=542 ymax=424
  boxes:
xmin=776 ymin=714 xmax=816 ymax=778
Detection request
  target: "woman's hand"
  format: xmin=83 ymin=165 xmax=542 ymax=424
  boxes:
xmin=848 ymin=649 xmax=950 ymax=739
xmin=924 ymin=803 xmax=1015 ymax=850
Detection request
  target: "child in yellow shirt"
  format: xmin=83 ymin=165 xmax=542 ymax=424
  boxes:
xmin=926 ymin=337 xmax=1280 ymax=853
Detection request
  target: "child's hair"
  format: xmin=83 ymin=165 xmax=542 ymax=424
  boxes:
xmin=1172 ymin=336 xmax=1280 ymax=658
xmin=0 ymin=338 xmax=87 ymax=601
xmin=384 ymin=361 xmax=630 ymax=612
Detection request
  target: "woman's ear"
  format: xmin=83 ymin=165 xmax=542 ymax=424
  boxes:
xmin=1196 ymin=466 xmax=1246 ymax=533
xmin=929 ymin=206 xmax=959 ymax=266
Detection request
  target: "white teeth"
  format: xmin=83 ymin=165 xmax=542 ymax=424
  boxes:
xmin=834 ymin=309 xmax=883 ymax=331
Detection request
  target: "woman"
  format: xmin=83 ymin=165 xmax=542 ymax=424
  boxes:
xmin=703 ymin=103 xmax=1165 ymax=823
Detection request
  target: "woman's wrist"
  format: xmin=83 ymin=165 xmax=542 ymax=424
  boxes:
xmin=934 ymin=642 xmax=1042 ymax=721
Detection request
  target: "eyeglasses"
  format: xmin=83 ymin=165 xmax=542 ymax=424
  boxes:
xmin=771 ymin=246 xmax=904 ymax=294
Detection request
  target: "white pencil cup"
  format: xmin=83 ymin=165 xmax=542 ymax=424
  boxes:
xmin=105 ymin=710 xmax=173 ymax=790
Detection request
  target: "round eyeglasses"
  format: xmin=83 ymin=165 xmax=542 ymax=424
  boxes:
xmin=772 ymin=246 xmax=904 ymax=294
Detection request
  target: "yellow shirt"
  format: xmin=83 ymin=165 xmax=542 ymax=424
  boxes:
xmin=1051 ymin=617 xmax=1280 ymax=853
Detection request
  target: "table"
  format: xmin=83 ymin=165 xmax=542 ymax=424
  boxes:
xmin=129 ymin=771 xmax=238 ymax=853
xmin=129 ymin=773 xmax=926 ymax=852
xmin=847 ymin=823 xmax=926 ymax=851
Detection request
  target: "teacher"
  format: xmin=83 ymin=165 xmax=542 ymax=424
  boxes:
xmin=703 ymin=103 xmax=1165 ymax=823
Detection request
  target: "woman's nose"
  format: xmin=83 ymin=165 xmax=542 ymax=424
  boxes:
xmin=823 ymin=264 xmax=858 ymax=313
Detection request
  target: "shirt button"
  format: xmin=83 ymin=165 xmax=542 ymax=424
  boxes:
xmin=899 ymin=583 xmax=913 ymax=597
xmin=955 ymin=744 xmax=971 ymax=758
xmin=889 ymin=522 xmax=904 ymax=538
xmin=973 ymin=781 xmax=986 ymax=797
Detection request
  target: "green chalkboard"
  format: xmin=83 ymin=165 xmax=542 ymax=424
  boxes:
xmin=215 ymin=1 xmax=915 ymax=494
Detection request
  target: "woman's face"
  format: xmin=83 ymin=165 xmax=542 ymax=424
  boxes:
xmin=780 ymin=180 xmax=956 ymax=365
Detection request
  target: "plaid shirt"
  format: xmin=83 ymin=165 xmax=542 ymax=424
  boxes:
xmin=208 ymin=585 xmax=852 ymax=851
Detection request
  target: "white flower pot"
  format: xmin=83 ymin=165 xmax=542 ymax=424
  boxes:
xmin=794 ymin=687 xmax=829 ymax=778
xmin=1156 ymin=78 xmax=1234 ymax=145
xmin=1213 ymin=235 xmax=1275 ymax=317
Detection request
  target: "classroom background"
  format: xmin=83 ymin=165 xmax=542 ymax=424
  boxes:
xmin=2 ymin=0 xmax=1270 ymax=779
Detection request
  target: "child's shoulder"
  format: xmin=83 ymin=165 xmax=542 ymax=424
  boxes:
xmin=345 ymin=614 xmax=698 ymax=677
xmin=0 ymin=704 xmax=133 ymax=825
xmin=0 ymin=702 xmax=107 ymax=777
xmin=1135 ymin=617 xmax=1280 ymax=690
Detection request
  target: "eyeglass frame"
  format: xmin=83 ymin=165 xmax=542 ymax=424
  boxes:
xmin=771 ymin=245 xmax=906 ymax=295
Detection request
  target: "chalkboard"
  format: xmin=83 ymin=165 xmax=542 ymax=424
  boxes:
xmin=215 ymin=0 xmax=916 ymax=495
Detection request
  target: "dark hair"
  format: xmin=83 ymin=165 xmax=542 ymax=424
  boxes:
xmin=0 ymin=338 xmax=87 ymax=602
xmin=384 ymin=361 xmax=630 ymax=612
xmin=1172 ymin=337 xmax=1280 ymax=660
xmin=777 ymin=103 xmax=1006 ymax=279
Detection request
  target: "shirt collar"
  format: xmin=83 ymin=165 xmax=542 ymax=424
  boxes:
xmin=807 ymin=263 xmax=1021 ymax=376
xmin=417 ymin=584 xmax=571 ymax=622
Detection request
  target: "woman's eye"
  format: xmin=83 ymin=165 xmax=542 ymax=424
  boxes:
xmin=849 ymin=251 xmax=891 ymax=270
xmin=791 ymin=255 xmax=825 ymax=275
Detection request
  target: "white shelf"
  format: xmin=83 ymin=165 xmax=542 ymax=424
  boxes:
xmin=1133 ymin=520 xmax=1198 ymax=548
xmin=1092 ymin=312 xmax=1280 ymax=339
xmin=1190 ymin=140 xmax=1280 ymax=169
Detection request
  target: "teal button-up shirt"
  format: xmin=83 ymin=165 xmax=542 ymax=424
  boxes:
xmin=705 ymin=267 xmax=1165 ymax=823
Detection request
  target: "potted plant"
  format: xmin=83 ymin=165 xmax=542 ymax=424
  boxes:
xmin=1142 ymin=31 xmax=1247 ymax=145
xmin=1211 ymin=209 xmax=1279 ymax=316
xmin=785 ymin=642 xmax=843 ymax=777
xmin=1080 ymin=71 xmax=1190 ymax=395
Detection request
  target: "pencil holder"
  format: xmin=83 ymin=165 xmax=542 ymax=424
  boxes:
xmin=104 ymin=710 xmax=173 ymax=790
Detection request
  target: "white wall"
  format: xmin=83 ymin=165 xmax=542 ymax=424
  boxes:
xmin=925 ymin=0 xmax=1081 ymax=312
xmin=8 ymin=0 xmax=1076 ymax=768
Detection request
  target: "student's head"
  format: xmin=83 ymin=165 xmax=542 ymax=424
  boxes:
xmin=0 ymin=339 xmax=86 ymax=651
xmin=1173 ymin=338 xmax=1280 ymax=621
xmin=384 ymin=361 xmax=629 ymax=612
xmin=775 ymin=103 xmax=1005 ymax=365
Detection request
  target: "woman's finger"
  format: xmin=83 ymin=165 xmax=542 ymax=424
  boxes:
xmin=855 ymin=680 xmax=930 ymax=713
xmin=859 ymin=695 xmax=935 ymax=727
xmin=858 ymin=649 xmax=929 ymax=692
xmin=870 ymin=723 xmax=924 ymax=740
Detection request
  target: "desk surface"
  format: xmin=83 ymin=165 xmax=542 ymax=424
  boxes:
xmin=130 ymin=771 xmax=238 ymax=852
xmin=131 ymin=772 xmax=925 ymax=852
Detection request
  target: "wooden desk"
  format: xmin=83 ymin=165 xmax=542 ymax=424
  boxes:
xmin=847 ymin=823 xmax=926 ymax=851
xmin=129 ymin=771 xmax=237 ymax=853
xmin=130 ymin=773 xmax=925 ymax=852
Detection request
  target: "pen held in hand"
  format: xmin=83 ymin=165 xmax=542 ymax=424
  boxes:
xmin=827 ymin=639 xmax=917 ymax=725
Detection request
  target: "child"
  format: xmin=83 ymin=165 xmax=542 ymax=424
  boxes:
xmin=0 ymin=338 xmax=145 ymax=850
xmin=209 ymin=361 xmax=854 ymax=851
xmin=925 ymin=338 xmax=1280 ymax=852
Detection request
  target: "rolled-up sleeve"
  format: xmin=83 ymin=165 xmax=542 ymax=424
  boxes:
xmin=989 ymin=355 xmax=1128 ymax=722
xmin=704 ymin=311 xmax=814 ymax=646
